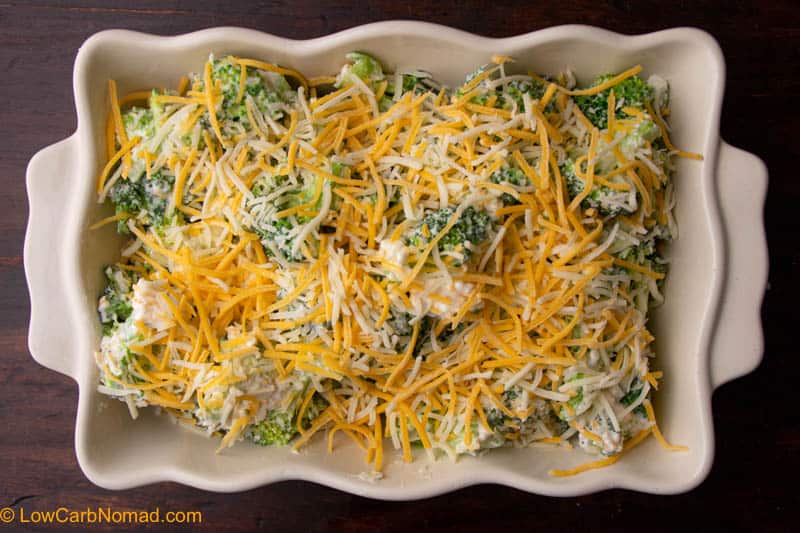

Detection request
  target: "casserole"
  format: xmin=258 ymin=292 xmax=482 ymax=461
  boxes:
xmin=24 ymin=22 xmax=767 ymax=498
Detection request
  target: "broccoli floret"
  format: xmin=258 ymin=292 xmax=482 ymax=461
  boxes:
xmin=486 ymin=391 xmax=521 ymax=433
xmin=406 ymin=206 xmax=492 ymax=264
xmin=503 ymin=79 xmax=556 ymax=113
xmin=339 ymin=51 xmax=385 ymax=86
xmin=109 ymin=169 xmax=184 ymax=232
xmin=254 ymin=217 xmax=305 ymax=262
xmin=383 ymin=74 xmax=429 ymax=98
xmin=251 ymin=174 xmax=289 ymax=197
xmin=379 ymin=73 xmax=429 ymax=110
xmin=575 ymin=74 xmax=654 ymax=130
xmin=386 ymin=312 xmax=435 ymax=358
xmin=589 ymin=119 xmax=662 ymax=173
xmin=453 ymin=65 xmax=491 ymax=103
xmin=140 ymin=170 xmax=175 ymax=224
xmin=247 ymin=410 xmax=295 ymax=446
xmin=401 ymin=74 xmax=424 ymax=93
xmin=247 ymin=174 xmax=322 ymax=261
xmin=302 ymin=393 xmax=329 ymax=427
xmin=616 ymin=239 xmax=658 ymax=264
xmin=122 ymin=107 xmax=155 ymax=141
xmin=295 ymin=175 xmax=324 ymax=211
xmin=330 ymin=161 xmax=346 ymax=177
xmin=247 ymin=390 xmax=328 ymax=446
xmin=563 ymin=373 xmax=586 ymax=412
xmin=462 ymin=65 xmax=489 ymax=88
xmin=549 ymin=408 xmax=570 ymax=434
xmin=253 ymin=172 xmax=322 ymax=211
xmin=560 ymin=159 xmax=634 ymax=217
xmin=487 ymin=408 xmax=507 ymax=431
xmin=615 ymin=239 xmax=668 ymax=286
xmin=458 ymin=69 xmax=556 ymax=111
xmin=386 ymin=311 xmax=414 ymax=337
xmin=411 ymin=316 xmax=436 ymax=358
xmin=454 ymin=65 xmax=489 ymax=103
xmin=619 ymin=387 xmax=640 ymax=407
xmin=347 ymin=52 xmax=384 ymax=81
xmin=490 ymin=167 xmax=529 ymax=205
xmin=101 ymin=295 xmax=132 ymax=329
xmin=568 ymin=388 xmax=584 ymax=409
xmin=117 ymin=354 xmax=136 ymax=383
xmin=109 ymin=178 xmax=143 ymax=234
xmin=109 ymin=178 xmax=144 ymax=214
xmin=620 ymin=380 xmax=647 ymax=417
xmin=485 ymin=389 xmax=525 ymax=434
xmin=207 ymin=57 xmax=291 ymax=128
xmin=148 ymin=89 xmax=167 ymax=124
xmin=437 ymin=321 xmax=466 ymax=348
xmin=467 ymin=93 xmax=489 ymax=106
xmin=211 ymin=58 xmax=241 ymax=102
xmin=433 ymin=206 xmax=492 ymax=254
xmin=501 ymin=389 xmax=519 ymax=406
xmin=98 ymin=265 xmax=138 ymax=333
xmin=619 ymin=119 xmax=661 ymax=158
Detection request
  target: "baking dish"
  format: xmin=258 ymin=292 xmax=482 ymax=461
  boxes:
xmin=24 ymin=22 xmax=767 ymax=498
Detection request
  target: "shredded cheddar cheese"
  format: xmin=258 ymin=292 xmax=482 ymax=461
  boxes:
xmin=93 ymin=52 xmax=697 ymax=479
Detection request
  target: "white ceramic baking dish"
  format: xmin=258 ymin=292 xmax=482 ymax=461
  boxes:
xmin=24 ymin=22 xmax=768 ymax=498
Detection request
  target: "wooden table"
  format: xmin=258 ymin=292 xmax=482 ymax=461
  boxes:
xmin=1 ymin=1 xmax=796 ymax=531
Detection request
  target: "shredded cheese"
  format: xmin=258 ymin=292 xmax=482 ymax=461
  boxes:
xmin=93 ymin=52 xmax=698 ymax=478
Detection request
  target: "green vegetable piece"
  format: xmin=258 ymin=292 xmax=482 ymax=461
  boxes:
xmin=209 ymin=57 xmax=290 ymax=127
xmin=487 ymin=408 xmax=506 ymax=431
xmin=122 ymin=107 xmax=155 ymax=141
xmin=98 ymin=265 xmax=138 ymax=331
xmin=247 ymin=410 xmax=296 ymax=446
xmin=490 ymin=167 xmax=529 ymax=205
xmin=560 ymin=159 xmax=634 ymax=217
xmin=109 ymin=169 xmax=185 ymax=232
xmin=619 ymin=120 xmax=661 ymax=160
xmin=251 ymin=174 xmax=288 ymax=197
xmin=568 ymin=388 xmax=584 ymax=408
xmin=503 ymin=79 xmax=556 ymax=113
xmin=346 ymin=52 xmax=384 ymax=81
xmin=574 ymin=74 xmax=654 ymax=130
xmin=254 ymin=217 xmax=305 ymax=263
xmin=406 ymin=206 xmax=492 ymax=264
xmin=620 ymin=383 xmax=648 ymax=417
xmin=331 ymin=162 xmax=345 ymax=177
xmin=247 ymin=391 xmax=328 ymax=446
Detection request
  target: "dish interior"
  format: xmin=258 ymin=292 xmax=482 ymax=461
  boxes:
xmin=70 ymin=26 xmax=722 ymax=494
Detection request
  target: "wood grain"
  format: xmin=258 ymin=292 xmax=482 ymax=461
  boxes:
xmin=1 ymin=1 xmax=797 ymax=531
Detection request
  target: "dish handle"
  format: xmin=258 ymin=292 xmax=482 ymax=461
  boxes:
xmin=710 ymin=140 xmax=768 ymax=388
xmin=24 ymin=135 xmax=79 ymax=379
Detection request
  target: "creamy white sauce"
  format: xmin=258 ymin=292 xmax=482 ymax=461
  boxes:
xmin=599 ymin=428 xmax=623 ymax=455
xmin=131 ymin=279 xmax=175 ymax=331
xmin=647 ymin=74 xmax=669 ymax=110
xmin=378 ymin=238 xmax=410 ymax=268
xmin=482 ymin=196 xmax=503 ymax=219
xmin=428 ymin=281 xmax=476 ymax=318
xmin=99 ymin=320 xmax=137 ymax=377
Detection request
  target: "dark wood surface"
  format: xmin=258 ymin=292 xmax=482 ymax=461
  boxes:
xmin=1 ymin=1 xmax=797 ymax=531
